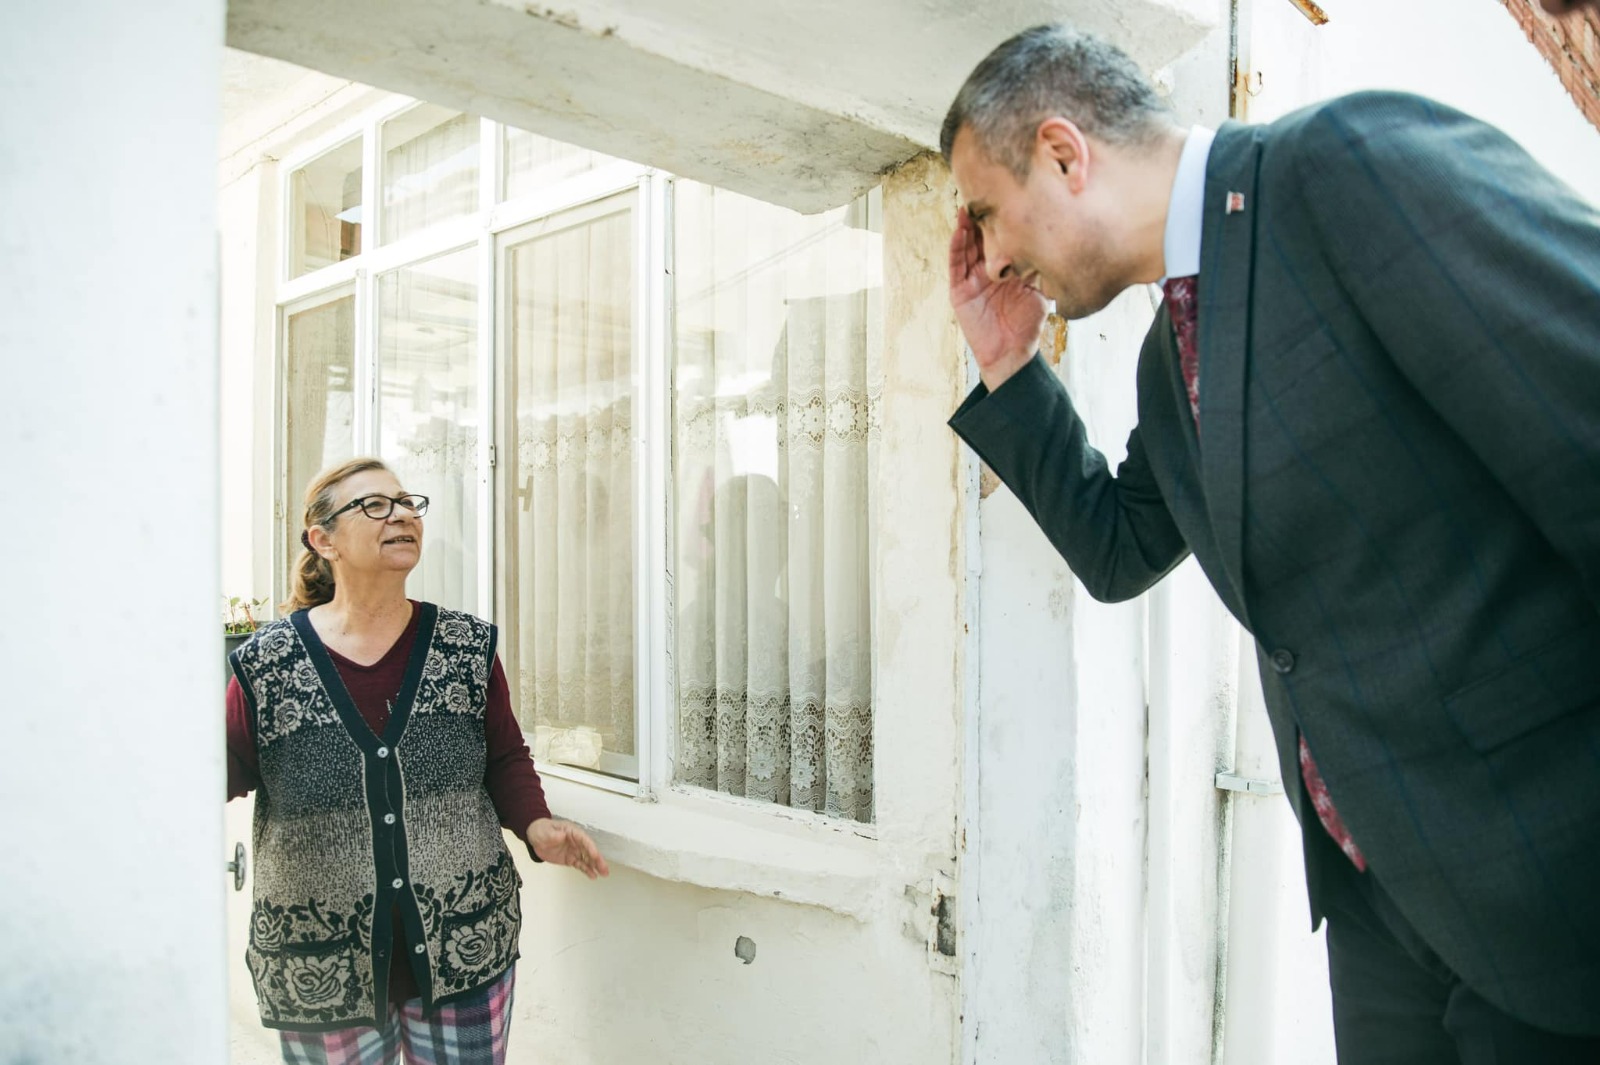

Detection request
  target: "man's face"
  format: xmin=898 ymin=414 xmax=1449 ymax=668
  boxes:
xmin=949 ymin=124 xmax=1125 ymax=320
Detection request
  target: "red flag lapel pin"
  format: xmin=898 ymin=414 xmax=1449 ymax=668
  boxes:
xmin=1225 ymin=191 xmax=1246 ymax=215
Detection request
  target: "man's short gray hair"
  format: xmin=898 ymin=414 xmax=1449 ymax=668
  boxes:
xmin=940 ymin=24 xmax=1174 ymax=177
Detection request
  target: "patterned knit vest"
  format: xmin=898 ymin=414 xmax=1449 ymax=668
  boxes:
xmin=230 ymin=604 xmax=521 ymax=1031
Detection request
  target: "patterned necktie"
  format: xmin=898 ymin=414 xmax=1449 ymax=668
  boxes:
xmin=1162 ymin=276 xmax=1202 ymax=427
xmin=1161 ymin=275 xmax=1368 ymax=872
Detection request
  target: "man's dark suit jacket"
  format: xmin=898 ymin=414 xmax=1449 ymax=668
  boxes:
xmin=950 ymin=92 xmax=1600 ymax=1035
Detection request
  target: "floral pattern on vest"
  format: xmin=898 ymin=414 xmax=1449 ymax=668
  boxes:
xmin=230 ymin=605 xmax=522 ymax=1031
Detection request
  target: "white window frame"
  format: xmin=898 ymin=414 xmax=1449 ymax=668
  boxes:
xmin=491 ymin=180 xmax=654 ymax=794
xmin=270 ymin=99 xmax=883 ymax=907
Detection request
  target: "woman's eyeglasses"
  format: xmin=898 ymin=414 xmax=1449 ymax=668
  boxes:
xmin=327 ymin=493 xmax=430 ymax=521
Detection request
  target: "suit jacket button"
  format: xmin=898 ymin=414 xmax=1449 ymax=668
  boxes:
xmin=1271 ymin=649 xmax=1296 ymax=674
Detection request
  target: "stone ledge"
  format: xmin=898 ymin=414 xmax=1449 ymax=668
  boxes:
xmin=540 ymin=776 xmax=883 ymax=919
xmin=228 ymin=0 xmax=1221 ymax=213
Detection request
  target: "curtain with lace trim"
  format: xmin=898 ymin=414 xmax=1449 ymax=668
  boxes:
xmin=672 ymin=183 xmax=880 ymax=822
xmin=505 ymin=197 xmax=636 ymax=770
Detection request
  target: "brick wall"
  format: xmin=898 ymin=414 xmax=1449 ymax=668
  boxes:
xmin=1500 ymin=0 xmax=1600 ymax=132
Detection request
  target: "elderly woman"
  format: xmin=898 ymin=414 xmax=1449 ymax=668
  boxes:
xmin=226 ymin=457 xmax=608 ymax=1065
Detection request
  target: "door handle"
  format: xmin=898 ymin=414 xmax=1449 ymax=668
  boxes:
xmin=226 ymin=841 xmax=247 ymax=892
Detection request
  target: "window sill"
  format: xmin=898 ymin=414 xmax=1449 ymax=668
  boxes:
xmin=540 ymin=776 xmax=880 ymax=919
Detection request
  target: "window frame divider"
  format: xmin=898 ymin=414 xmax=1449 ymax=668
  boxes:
xmin=353 ymin=264 xmax=375 ymax=455
xmin=642 ymin=171 xmax=674 ymax=798
xmin=475 ymin=231 xmax=496 ymax=621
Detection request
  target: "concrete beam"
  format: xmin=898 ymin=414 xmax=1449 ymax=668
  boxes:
xmin=227 ymin=0 xmax=1219 ymax=213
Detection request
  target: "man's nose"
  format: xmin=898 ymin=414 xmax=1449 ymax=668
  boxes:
xmin=984 ymin=245 xmax=1014 ymax=284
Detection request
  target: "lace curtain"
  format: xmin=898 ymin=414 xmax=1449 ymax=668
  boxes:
xmin=377 ymin=248 xmax=479 ymax=614
xmin=503 ymin=198 xmax=636 ymax=772
xmin=672 ymin=183 xmax=881 ymax=822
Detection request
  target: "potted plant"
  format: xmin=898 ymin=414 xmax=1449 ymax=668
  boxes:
xmin=223 ymin=596 xmax=269 ymax=679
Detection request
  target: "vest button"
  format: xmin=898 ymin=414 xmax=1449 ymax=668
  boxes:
xmin=376 ymin=747 xmax=389 ymax=758
xmin=384 ymin=813 xmax=396 ymax=825
xmin=1270 ymin=649 xmax=1296 ymax=674
xmin=392 ymin=877 xmax=404 ymax=889
xmin=414 ymin=944 xmax=426 ymax=955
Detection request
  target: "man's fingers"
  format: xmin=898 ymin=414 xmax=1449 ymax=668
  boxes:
xmin=950 ymin=209 xmax=984 ymax=288
xmin=949 ymin=216 xmax=971 ymax=285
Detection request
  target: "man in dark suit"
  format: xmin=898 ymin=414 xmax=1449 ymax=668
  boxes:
xmin=941 ymin=24 xmax=1600 ymax=1063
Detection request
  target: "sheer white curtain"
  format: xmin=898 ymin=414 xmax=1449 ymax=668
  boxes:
xmin=381 ymin=105 xmax=479 ymax=245
xmin=501 ymin=126 xmax=615 ymax=203
xmin=673 ymin=183 xmax=880 ymax=822
xmin=283 ymin=294 xmax=356 ymax=603
xmin=504 ymin=197 xmax=636 ymax=774
xmin=377 ymin=248 xmax=479 ymax=613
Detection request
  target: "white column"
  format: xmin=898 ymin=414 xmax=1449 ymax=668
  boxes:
xmin=0 ymin=2 xmax=228 ymax=1062
xmin=1144 ymin=564 xmax=1238 ymax=1065
xmin=967 ymin=284 xmax=1158 ymax=1064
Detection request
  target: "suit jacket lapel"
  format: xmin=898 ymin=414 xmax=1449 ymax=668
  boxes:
xmin=1197 ymin=122 xmax=1263 ymax=630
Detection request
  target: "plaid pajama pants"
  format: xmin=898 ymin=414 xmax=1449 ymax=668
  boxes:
xmin=278 ymin=966 xmax=515 ymax=1065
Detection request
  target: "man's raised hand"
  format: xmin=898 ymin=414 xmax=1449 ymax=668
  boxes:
xmin=949 ymin=208 xmax=1047 ymax=392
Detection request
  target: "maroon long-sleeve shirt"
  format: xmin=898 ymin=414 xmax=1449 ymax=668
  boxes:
xmin=226 ymin=601 xmax=551 ymax=1006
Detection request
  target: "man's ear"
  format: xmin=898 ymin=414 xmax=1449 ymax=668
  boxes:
xmin=1036 ymin=117 xmax=1089 ymax=192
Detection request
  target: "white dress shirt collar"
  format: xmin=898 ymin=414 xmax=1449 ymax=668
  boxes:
xmin=1161 ymin=125 xmax=1216 ymax=283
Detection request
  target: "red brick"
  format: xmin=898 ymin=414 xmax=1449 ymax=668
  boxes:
xmin=1499 ymin=0 xmax=1600 ymax=133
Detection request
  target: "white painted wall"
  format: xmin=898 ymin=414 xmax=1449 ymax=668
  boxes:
xmin=228 ymin=795 xmax=963 ymax=1065
xmin=218 ymin=163 xmax=276 ymax=606
xmin=0 ymin=1 xmax=229 ymax=1062
xmin=1244 ymin=0 xmax=1600 ymax=204
xmin=963 ymin=290 xmax=1154 ymax=1065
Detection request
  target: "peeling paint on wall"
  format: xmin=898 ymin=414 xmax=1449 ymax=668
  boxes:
xmin=978 ymin=464 xmax=1002 ymax=501
xmin=1040 ymin=312 xmax=1067 ymax=366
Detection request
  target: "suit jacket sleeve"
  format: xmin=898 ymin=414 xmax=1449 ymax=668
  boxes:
xmin=1293 ymin=94 xmax=1600 ymax=609
xmin=949 ymin=353 xmax=1190 ymax=602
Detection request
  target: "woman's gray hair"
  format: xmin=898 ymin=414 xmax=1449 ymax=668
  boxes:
xmin=940 ymin=24 xmax=1174 ymax=178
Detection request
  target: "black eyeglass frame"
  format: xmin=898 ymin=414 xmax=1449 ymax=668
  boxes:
xmin=325 ymin=493 xmax=431 ymax=522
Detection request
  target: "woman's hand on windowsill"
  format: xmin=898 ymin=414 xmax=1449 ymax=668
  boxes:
xmin=526 ymin=817 xmax=611 ymax=880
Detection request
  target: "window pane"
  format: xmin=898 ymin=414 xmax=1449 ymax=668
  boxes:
xmin=502 ymin=126 xmax=616 ymax=202
xmin=289 ymin=139 xmax=362 ymax=278
xmin=381 ymin=105 xmax=479 ymax=244
xmin=672 ymin=182 xmax=881 ymax=822
xmin=283 ymin=294 xmax=357 ymax=600
xmin=378 ymin=248 xmax=479 ymax=614
xmin=503 ymin=196 xmax=636 ymax=776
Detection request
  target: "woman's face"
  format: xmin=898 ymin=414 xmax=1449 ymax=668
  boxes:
xmin=317 ymin=469 xmax=424 ymax=578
